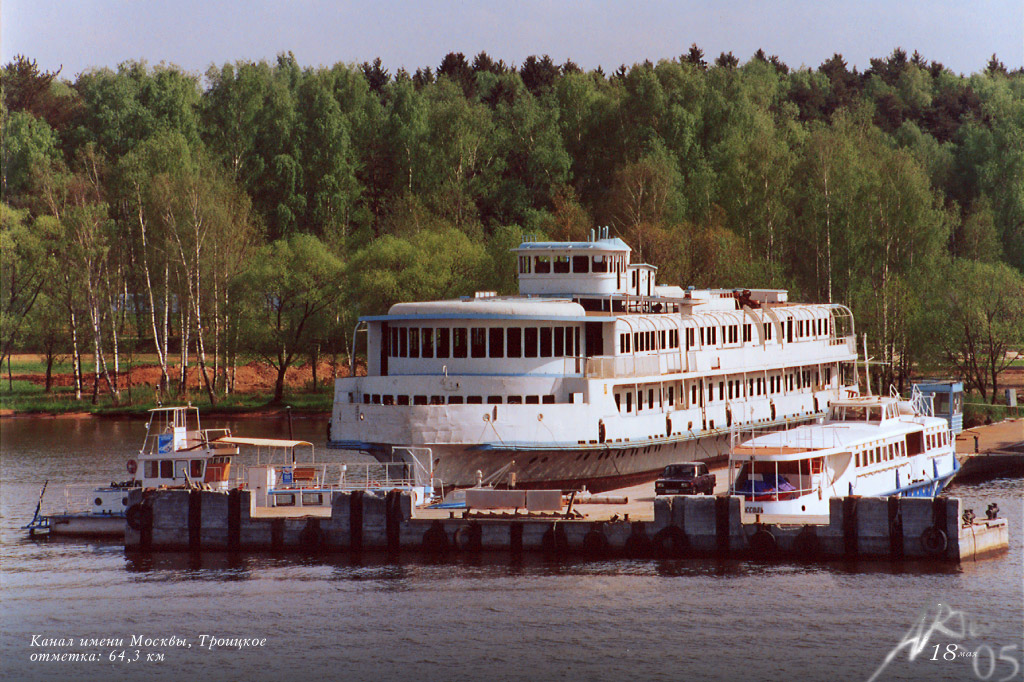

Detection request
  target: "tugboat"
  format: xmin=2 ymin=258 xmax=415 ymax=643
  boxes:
xmin=728 ymin=388 xmax=959 ymax=518
xmin=24 ymin=406 xmax=239 ymax=537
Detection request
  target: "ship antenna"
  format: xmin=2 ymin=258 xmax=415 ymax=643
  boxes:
xmin=862 ymin=334 xmax=873 ymax=396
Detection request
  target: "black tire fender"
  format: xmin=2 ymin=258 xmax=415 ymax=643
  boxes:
xmin=541 ymin=524 xmax=569 ymax=555
xmin=749 ymin=528 xmax=778 ymax=557
xmin=421 ymin=520 xmax=449 ymax=553
xmin=454 ymin=522 xmax=482 ymax=552
xmin=582 ymin=528 xmax=611 ymax=556
xmin=653 ymin=526 xmax=689 ymax=558
xmin=623 ymin=524 xmax=653 ymax=558
xmin=125 ymin=503 xmax=152 ymax=531
xmin=793 ymin=526 xmax=821 ymax=558
xmin=299 ymin=522 xmax=326 ymax=551
xmin=921 ymin=526 xmax=948 ymax=555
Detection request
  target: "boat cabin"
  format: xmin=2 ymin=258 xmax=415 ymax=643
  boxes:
xmin=827 ymin=397 xmax=902 ymax=424
xmin=133 ymin=407 xmax=238 ymax=491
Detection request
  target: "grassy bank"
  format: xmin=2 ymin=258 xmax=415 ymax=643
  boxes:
xmin=0 ymin=383 xmax=334 ymax=416
xmin=0 ymin=358 xmax=335 ymax=416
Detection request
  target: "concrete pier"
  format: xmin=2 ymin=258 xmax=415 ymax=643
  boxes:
xmin=124 ymin=488 xmax=1008 ymax=562
xmin=955 ymin=418 xmax=1024 ymax=480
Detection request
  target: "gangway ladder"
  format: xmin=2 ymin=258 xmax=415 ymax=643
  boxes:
xmin=390 ymin=446 xmax=436 ymax=497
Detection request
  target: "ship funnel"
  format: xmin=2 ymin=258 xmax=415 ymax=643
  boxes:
xmin=590 ymin=228 xmax=596 ymax=242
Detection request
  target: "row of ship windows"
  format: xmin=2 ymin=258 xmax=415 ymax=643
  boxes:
xmin=363 ymin=394 xmax=557 ymax=405
xmin=518 ymin=254 xmax=626 ymax=275
xmin=615 ymin=367 xmax=834 ymax=413
xmin=854 ymin=430 xmax=948 ymax=468
xmin=386 ymin=316 xmax=834 ymax=362
xmin=388 ymin=326 xmax=581 ymax=359
xmin=927 ymin=431 xmax=949 ymax=450
xmin=619 ymin=317 xmax=833 ymax=354
xmin=855 ymin=442 xmax=907 ymax=467
xmin=358 ymin=366 xmax=837 ymax=411
xmin=142 ymin=457 xmax=228 ymax=479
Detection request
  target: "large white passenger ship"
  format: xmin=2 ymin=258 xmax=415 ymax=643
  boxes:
xmin=329 ymin=228 xmax=859 ymax=493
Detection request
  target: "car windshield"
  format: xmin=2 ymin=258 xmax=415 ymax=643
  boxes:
xmin=664 ymin=465 xmax=695 ymax=478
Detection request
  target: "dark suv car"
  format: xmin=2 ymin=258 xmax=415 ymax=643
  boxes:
xmin=654 ymin=462 xmax=716 ymax=495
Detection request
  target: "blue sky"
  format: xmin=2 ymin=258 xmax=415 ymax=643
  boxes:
xmin=4 ymin=0 xmax=1021 ymax=79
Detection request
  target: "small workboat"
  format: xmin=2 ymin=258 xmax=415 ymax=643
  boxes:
xmin=24 ymin=406 xmax=238 ymax=537
xmin=728 ymin=388 xmax=958 ymax=518
xmin=25 ymin=406 xmax=438 ymax=538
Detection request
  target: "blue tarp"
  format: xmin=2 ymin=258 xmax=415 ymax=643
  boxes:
xmin=734 ymin=474 xmax=796 ymax=496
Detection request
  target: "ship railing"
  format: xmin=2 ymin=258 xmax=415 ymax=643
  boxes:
xmin=262 ymin=461 xmax=428 ymax=493
xmin=585 ymin=354 xmax=660 ymax=378
xmin=829 ymin=335 xmax=857 ymax=353
xmin=45 ymin=484 xmax=124 ymax=515
xmin=269 ymin=463 xmax=336 ymax=490
xmin=338 ymin=462 xmax=421 ymax=490
xmin=728 ymin=422 xmax=842 ymax=452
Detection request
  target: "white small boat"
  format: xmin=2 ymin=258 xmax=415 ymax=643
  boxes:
xmin=25 ymin=406 xmax=438 ymax=538
xmin=728 ymin=389 xmax=958 ymax=519
xmin=25 ymin=406 xmax=238 ymax=537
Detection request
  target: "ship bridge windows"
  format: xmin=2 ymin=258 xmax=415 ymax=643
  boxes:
xmin=422 ymin=327 xmax=434 ymax=358
xmin=409 ymin=328 xmax=420 ymax=358
xmin=524 ymin=328 xmax=539 ymax=357
xmin=829 ymin=405 xmax=883 ymax=422
xmin=554 ymin=256 xmax=571 ymax=273
xmin=507 ymin=328 xmax=522 ymax=357
xmin=535 ymin=256 xmax=551 ymax=273
xmin=387 ymin=324 xmax=581 ymax=363
xmin=453 ymin=328 xmax=468 ymax=358
xmin=592 ymin=255 xmax=609 ymax=273
xmin=437 ymin=328 xmax=450 ymax=357
xmin=471 ymin=328 xmax=487 ymax=358
xmin=489 ymin=328 xmax=504 ymax=358
xmin=540 ymin=327 xmax=553 ymax=357
xmin=572 ymin=255 xmax=589 ymax=273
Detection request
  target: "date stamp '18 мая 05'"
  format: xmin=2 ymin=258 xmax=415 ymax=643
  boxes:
xmin=867 ymin=603 xmax=1020 ymax=682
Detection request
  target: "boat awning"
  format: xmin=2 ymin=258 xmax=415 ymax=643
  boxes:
xmin=213 ymin=437 xmax=313 ymax=448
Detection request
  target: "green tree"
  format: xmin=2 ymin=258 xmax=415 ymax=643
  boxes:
xmin=0 ymin=204 xmax=49 ymax=380
xmin=347 ymin=227 xmax=488 ymax=315
xmin=937 ymin=259 xmax=1024 ymax=402
xmin=0 ymin=109 xmax=61 ymax=199
xmin=239 ymin=234 xmax=344 ymax=403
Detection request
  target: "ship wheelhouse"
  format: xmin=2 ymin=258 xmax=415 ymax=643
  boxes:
xmin=135 ymin=406 xmax=238 ymax=490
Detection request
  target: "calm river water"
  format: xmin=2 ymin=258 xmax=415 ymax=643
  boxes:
xmin=1 ymin=416 xmax=1021 ymax=682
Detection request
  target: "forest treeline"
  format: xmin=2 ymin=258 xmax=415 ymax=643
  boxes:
xmin=1 ymin=47 xmax=1022 ymax=404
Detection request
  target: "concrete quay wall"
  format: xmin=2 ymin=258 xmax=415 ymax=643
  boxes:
xmin=124 ymin=489 xmax=1004 ymax=563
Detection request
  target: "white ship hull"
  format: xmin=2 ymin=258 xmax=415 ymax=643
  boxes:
xmin=332 ymin=387 xmax=838 ymax=492
xmin=730 ymin=394 xmax=959 ymax=518
xmin=45 ymin=514 xmax=125 ymax=537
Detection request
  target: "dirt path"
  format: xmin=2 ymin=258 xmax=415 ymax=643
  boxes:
xmin=5 ymin=359 xmax=362 ymax=393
